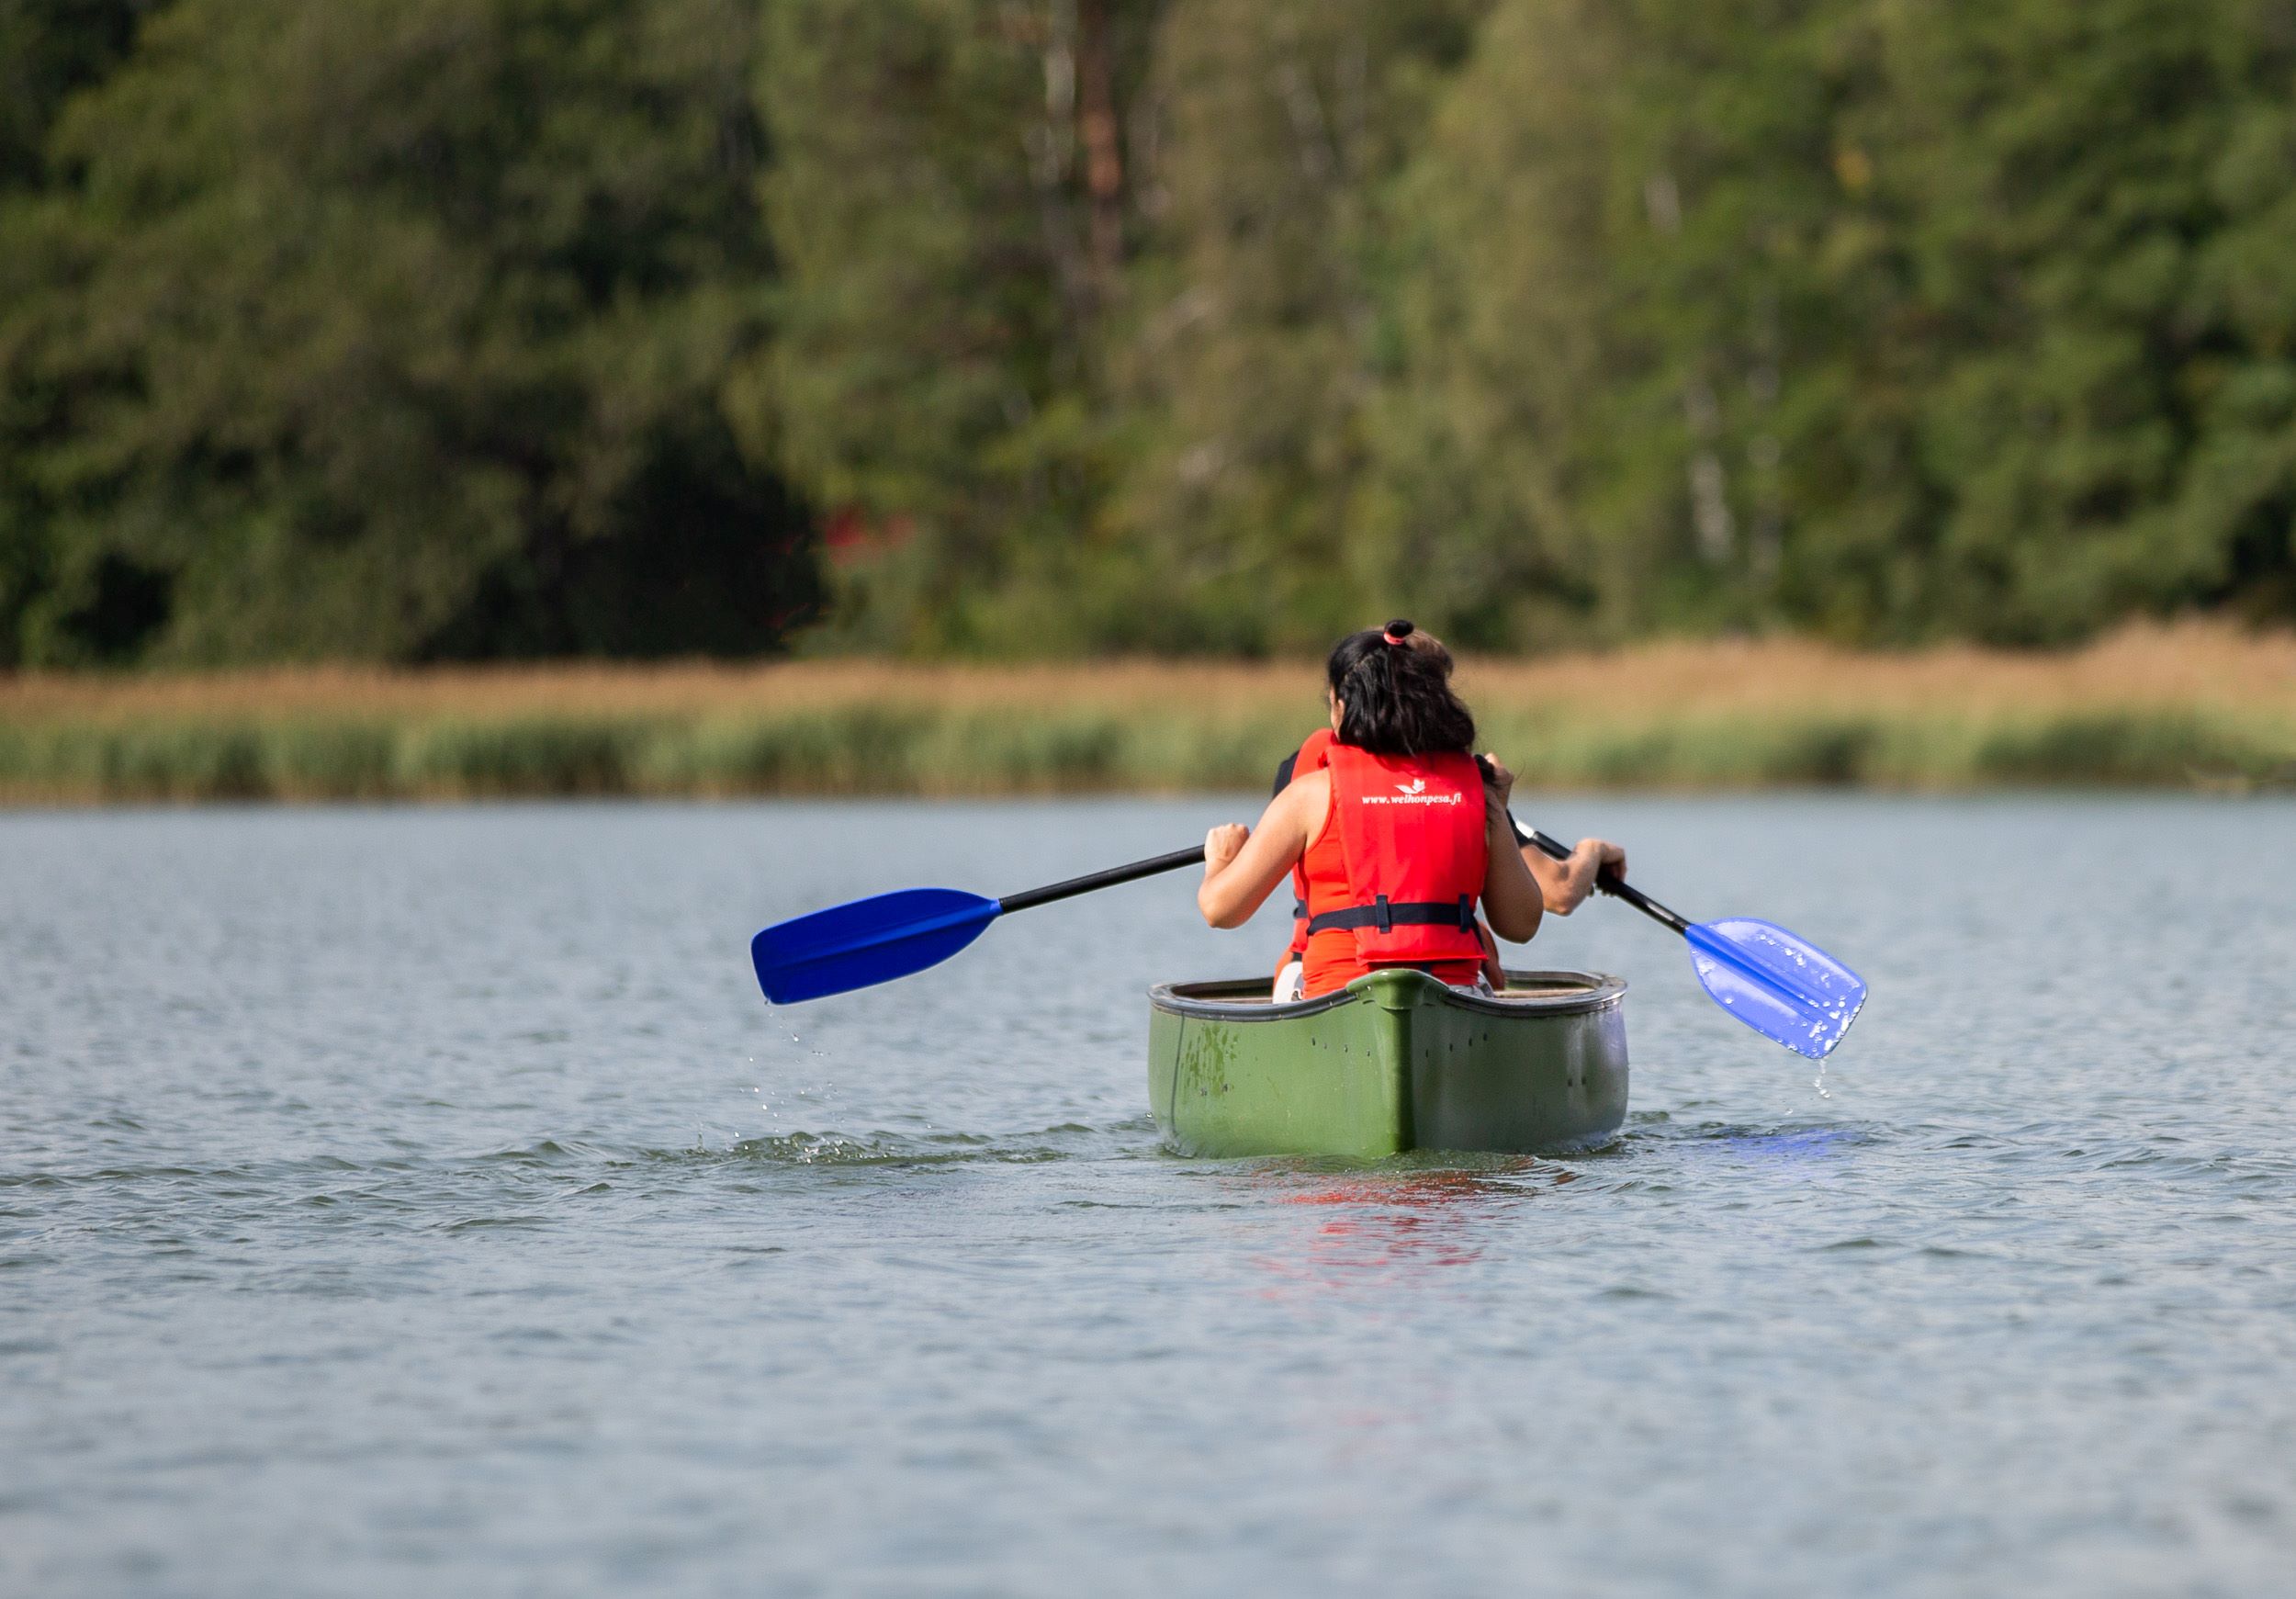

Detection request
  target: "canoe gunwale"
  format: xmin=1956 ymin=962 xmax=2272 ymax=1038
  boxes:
xmin=1147 ymin=967 xmax=1626 ymax=1023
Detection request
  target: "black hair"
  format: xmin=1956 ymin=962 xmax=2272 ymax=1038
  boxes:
xmin=1325 ymin=619 xmax=1477 ymax=757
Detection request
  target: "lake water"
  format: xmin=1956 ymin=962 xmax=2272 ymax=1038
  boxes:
xmin=3 ymin=795 xmax=2292 ymax=1596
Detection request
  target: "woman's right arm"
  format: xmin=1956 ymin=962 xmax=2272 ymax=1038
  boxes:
xmin=1198 ymin=777 xmax=1321 ymax=929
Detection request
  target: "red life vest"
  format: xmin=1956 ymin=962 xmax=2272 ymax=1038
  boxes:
xmin=1302 ymin=745 xmax=1489 ymax=967
xmin=1280 ymin=728 xmax=1337 ymax=964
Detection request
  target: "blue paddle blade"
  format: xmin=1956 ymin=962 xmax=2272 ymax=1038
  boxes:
xmin=1685 ymin=918 xmax=1867 ymax=1060
xmin=750 ymin=888 xmax=1001 ymax=1005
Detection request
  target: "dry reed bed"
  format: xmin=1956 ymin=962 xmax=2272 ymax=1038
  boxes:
xmin=2 ymin=625 xmax=2292 ymax=803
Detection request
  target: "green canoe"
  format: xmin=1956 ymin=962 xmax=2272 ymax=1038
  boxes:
xmin=1147 ymin=967 xmax=1628 ymax=1158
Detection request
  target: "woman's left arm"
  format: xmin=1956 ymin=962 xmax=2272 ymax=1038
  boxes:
xmin=1477 ymin=757 xmax=1545 ymax=942
xmin=1525 ymin=838 xmax=1628 ymax=916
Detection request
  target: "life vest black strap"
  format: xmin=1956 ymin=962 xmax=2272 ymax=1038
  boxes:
xmin=1305 ymin=895 xmax=1477 ymax=936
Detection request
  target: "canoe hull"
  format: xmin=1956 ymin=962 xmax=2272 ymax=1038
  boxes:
xmin=1147 ymin=968 xmax=1628 ymax=1158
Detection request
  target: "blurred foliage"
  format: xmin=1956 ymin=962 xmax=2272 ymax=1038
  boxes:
xmin=6 ymin=0 xmax=2296 ymax=663
xmin=0 ymin=0 xmax=816 ymax=665
xmin=755 ymin=0 xmax=1157 ymax=653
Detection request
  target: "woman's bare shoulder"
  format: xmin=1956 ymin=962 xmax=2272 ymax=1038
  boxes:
xmin=1271 ymin=767 xmax=1331 ymax=845
xmin=1274 ymin=766 xmax=1330 ymax=808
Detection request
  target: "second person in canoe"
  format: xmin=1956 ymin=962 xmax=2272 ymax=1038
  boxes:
xmin=1197 ymin=619 xmax=1546 ymax=999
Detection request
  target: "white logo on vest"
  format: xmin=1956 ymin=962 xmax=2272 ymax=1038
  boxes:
xmin=1362 ymin=778 xmax=1463 ymax=806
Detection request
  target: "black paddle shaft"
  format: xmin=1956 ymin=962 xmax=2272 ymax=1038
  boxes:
xmin=997 ymin=846 xmax=1208 ymax=915
xmin=1517 ymin=823 xmax=1692 ymax=937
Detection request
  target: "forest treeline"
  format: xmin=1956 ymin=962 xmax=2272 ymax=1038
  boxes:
xmin=5 ymin=0 xmax=2296 ymax=665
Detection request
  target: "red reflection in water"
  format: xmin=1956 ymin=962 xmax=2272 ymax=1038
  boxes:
xmin=1242 ymin=1163 xmax=1575 ymax=1283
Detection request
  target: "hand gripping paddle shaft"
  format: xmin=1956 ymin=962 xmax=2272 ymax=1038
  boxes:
xmin=1516 ymin=822 xmax=1865 ymax=1060
xmin=751 ymin=846 xmax=1206 ymax=1005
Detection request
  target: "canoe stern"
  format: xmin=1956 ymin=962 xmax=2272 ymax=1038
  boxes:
xmin=1148 ymin=968 xmax=1628 ymax=1158
xmin=1148 ymin=978 xmax=1414 ymax=1158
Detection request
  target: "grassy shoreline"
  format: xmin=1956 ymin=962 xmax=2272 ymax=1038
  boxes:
xmin=3 ymin=625 xmax=2293 ymax=805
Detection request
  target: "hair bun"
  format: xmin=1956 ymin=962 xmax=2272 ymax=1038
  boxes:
xmin=1383 ymin=618 xmax=1415 ymax=641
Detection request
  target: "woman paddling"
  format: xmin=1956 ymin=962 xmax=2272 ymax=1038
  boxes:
xmin=1263 ymin=627 xmax=1627 ymax=995
xmin=1198 ymin=620 xmax=1551 ymax=999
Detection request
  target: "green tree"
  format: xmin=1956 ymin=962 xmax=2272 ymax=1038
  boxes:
xmin=1859 ymin=0 xmax=2296 ymax=639
xmin=0 ymin=0 xmax=166 ymax=663
xmin=757 ymin=0 xmax=1160 ymax=654
xmin=11 ymin=0 xmax=2296 ymax=667
xmin=0 ymin=0 xmax=162 ymax=192
xmin=0 ymin=0 xmax=815 ymax=665
xmin=1374 ymin=0 xmax=2296 ymax=647
xmin=1111 ymin=0 xmax=1486 ymax=653
xmin=1367 ymin=0 xmax=1877 ymax=647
